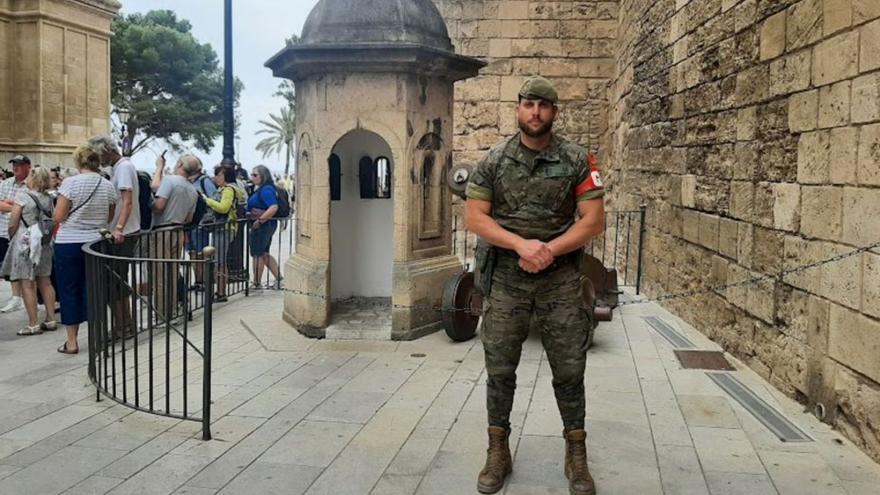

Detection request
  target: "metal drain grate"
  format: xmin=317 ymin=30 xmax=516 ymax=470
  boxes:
xmin=643 ymin=316 xmax=695 ymax=349
xmin=707 ymin=372 xmax=813 ymax=443
xmin=675 ymin=350 xmax=736 ymax=371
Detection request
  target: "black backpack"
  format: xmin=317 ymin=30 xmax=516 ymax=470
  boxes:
xmin=188 ymin=195 xmax=207 ymax=229
xmin=274 ymin=186 xmax=291 ymax=218
xmin=195 ymin=175 xmax=216 ymax=223
xmin=137 ymin=171 xmax=153 ymax=231
xmin=183 ymin=175 xmax=213 ymax=230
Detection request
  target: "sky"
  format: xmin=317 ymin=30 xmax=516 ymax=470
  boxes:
xmin=120 ymin=0 xmax=320 ymax=174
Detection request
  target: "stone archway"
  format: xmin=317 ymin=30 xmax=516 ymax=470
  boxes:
xmin=329 ymin=129 xmax=395 ymax=302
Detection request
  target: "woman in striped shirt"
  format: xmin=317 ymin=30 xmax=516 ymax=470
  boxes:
xmin=53 ymin=146 xmax=117 ymax=354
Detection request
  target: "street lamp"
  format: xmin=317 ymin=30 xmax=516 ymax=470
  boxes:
xmin=221 ymin=0 xmax=236 ymax=167
xmin=117 ymin=108 xmax=132 ymax=156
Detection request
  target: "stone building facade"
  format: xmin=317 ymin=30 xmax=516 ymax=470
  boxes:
xmin=435 ymin=0 xmax=880 ymax=462
xmin=0 ymin=0 xmax=120 ymax=167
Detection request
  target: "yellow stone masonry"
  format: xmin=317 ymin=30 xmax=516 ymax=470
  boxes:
xmin=0 ymin=0 xmax=119 ymax=167
xmin=602 ymin=0 xmax=880 ymax=462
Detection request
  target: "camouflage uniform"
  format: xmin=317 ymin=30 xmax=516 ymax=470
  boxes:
xmin=466 ymin=133 xmax=604 ymax=432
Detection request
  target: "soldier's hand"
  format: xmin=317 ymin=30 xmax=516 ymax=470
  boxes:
xmin=516 ymin=239 xmax=554 ymax=268
xmin=519 ymin=258 xmax=542 ymax=273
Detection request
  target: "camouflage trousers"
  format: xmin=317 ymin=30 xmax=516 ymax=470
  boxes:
xmin=481 ymin=258 xmax=590 ymax=432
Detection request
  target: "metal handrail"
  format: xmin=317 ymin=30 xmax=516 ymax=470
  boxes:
xmin=84 ymin=214 xmax=294 ymax=440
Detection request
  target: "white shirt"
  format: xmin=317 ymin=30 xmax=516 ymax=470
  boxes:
xmin=56 ymin=172 xmax=117 ymax=244
xmin=0 ymin=176 xmax=28 ymax=239
xmin=110 ymin=157 xmax=141 ymax=235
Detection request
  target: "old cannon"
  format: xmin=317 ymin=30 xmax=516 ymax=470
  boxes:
xmin=442 ymin=164 xmax=620 ymax=346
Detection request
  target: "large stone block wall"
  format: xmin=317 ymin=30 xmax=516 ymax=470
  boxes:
xmin=434 ymin=0 xmax=619 ymax=163
xmin=606 ymin=0 xmax=880 ymax=461
xmin=434 ymin=0 xmax=621 ymax=258
xmin=0 ymin=0 xmax=119 ymax=167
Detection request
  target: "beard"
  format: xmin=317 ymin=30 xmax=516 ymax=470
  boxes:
xmin=518 ymin=118 xmax=554 ymax=138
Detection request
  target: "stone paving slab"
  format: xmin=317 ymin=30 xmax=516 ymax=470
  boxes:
xmin=1 ymin=286 xmax=879 ymax=494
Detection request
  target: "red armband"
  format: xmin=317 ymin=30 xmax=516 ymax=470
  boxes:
xmin=574 ymin=152 xmax=604 ymax=197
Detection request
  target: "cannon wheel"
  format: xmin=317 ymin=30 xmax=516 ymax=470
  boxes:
xmin=582 ymin=277 xmax=598 ymax=350
xmin=442 ymin=271 xmax=480 ymax=342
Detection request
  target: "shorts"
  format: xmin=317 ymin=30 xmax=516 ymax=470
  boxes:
xmin=249 ymin=221 xmax=277 ymax=258
xmin=210 ymin=228 xmax=234 ymax=268
xmin=186 ymin=227 xmax=211 ymax=253
xmin=108 ymin=236 xmax=139 ymax=303
xmin=0 ymin=238 xmax=8 ymax=281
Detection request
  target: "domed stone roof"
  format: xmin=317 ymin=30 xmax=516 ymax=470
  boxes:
xmin=300 ymin=0 xmax=453 ymax=51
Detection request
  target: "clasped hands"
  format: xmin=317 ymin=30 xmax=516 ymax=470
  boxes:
xmin=516 ymin=239 xmax=554 ymax=274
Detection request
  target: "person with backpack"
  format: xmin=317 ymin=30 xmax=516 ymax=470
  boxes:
xmin=0 ymin=166 xmax=58 ymax=336
xmin=247 ymin=165 xmax=283 ymax=289
xmin=184 ymin=157 xmax=216 ymax=291
xmin=227 ymin=162 xmax=250 ymax=274
xmin=202 ymin=164 xmax=244 ymax=302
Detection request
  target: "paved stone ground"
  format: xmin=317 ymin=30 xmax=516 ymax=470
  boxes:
xmin=1 ymin=282 xmax=879 ymax=495
xmin=325 ymin=298 xmax=392 ymax=340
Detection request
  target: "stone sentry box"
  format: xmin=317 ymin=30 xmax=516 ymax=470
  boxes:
xmin=265 ymin=0 xmax=484 ymax=340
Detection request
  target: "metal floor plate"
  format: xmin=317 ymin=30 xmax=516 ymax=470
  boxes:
xmin=675 ymin=350 xmax=736 ymax=371
xmin=643 ymin=316 xmax=695 ymax=349
xmin=707 ymin=372 xmax=813 ymax=443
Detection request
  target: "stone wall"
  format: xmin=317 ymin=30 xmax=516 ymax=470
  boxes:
xmin=0 ymin=0 xmax=119 ymax=168
xmin=434 ymin=0 xmax=619 ymax=163
xmin=606 ymin=0 xmax=880 ymax=461
xmin=434 ymin=0 xmax=621 ymax=258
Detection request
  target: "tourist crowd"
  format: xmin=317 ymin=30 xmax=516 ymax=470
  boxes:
xmin=0 ymin=136 xmax=290 ymax=354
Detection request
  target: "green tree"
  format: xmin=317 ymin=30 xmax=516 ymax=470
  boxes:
xmin=275 ymin=80 xmax=296 ymax=111
xmin=111 ymin=10 xmax=243 ymax=154
xmin=255 ymin=105 xmax=296 ymax=176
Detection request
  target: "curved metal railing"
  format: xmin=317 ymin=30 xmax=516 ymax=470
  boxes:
xmin=83 ymin=216 xmax=294 ymax=440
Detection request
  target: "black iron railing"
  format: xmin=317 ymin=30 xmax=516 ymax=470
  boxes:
xmin=84 ymin=215 xmax=294 ymax=440
xmin=587 ymin=206 xmax=647 ymax=294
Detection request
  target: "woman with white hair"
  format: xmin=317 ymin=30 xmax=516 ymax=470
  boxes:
xmin=1 ymin=167 xmax=58 ymax=335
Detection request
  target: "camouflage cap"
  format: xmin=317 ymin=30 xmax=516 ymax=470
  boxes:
xmin=518 ymin=76 xmax=558 ymax=103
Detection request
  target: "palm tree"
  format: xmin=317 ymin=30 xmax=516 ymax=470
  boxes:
xmin=255 ymin=105 xmax=296 ymax=176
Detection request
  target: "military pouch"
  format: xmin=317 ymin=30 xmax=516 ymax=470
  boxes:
xmin=473 ymin=241 xmax=496 ymax=297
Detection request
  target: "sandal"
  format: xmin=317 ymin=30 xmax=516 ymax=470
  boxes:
xmin=57 ymin=342 xmax=79 ymax=355
xmin=41 ymin=320 xmax=58 ymax=331
xmin=17 ymin=325 xmax=43 ymax=336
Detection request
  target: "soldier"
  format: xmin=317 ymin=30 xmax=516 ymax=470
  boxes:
xmin=465 ymin=76 xmax=606 ymax=495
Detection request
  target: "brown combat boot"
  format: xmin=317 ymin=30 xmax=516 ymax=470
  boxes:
xmin=564 ymin=429 xmax=596 ymax=495
xmin=477 ymin=426 xmax=512 ymax=494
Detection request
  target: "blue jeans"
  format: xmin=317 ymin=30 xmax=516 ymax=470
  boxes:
xmin=54 ymin=242 xmax=88 ymax=326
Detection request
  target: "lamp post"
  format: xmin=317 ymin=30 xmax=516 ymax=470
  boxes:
xmin=118 ymin=108 xmax=131 ymax=156
xmin=221 ymin=0 xmax=236 ymax=167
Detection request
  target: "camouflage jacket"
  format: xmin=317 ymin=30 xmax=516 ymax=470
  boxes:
xmin=465 ymin=133 xmax=605 ymax=243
